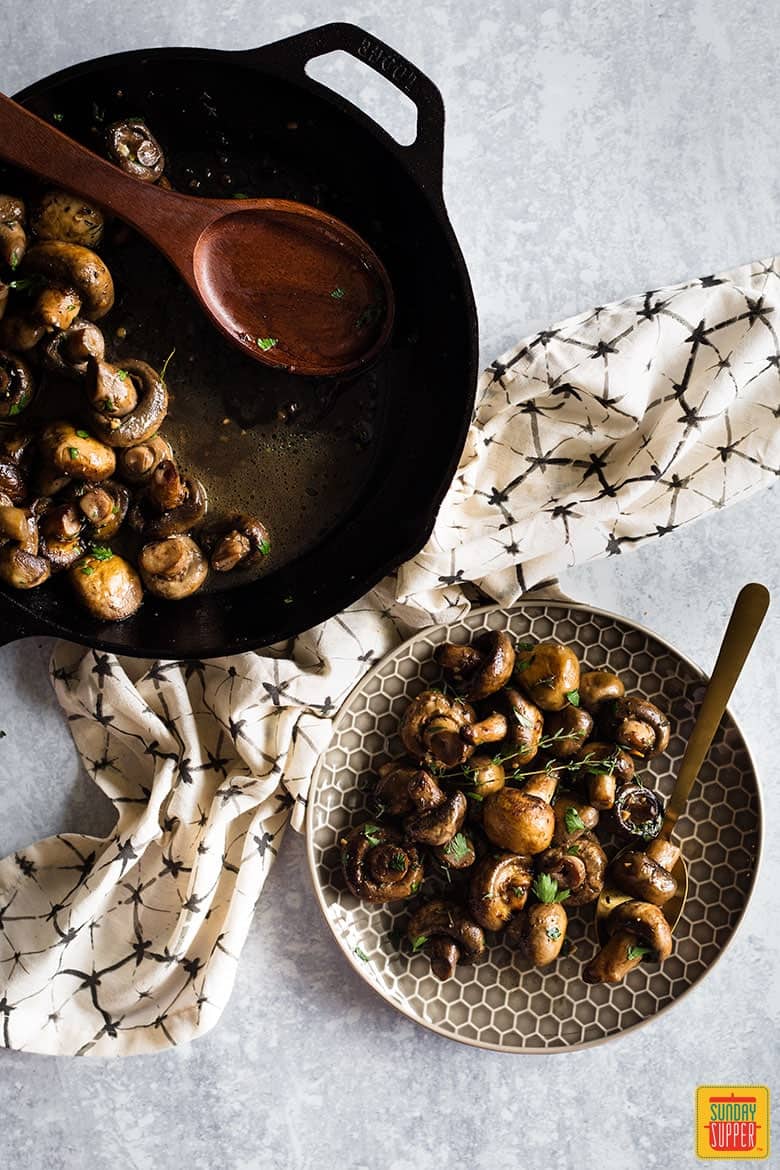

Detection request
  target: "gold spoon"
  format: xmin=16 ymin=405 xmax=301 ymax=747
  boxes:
xmin=596 ymin=582 xmax=770 ymax=935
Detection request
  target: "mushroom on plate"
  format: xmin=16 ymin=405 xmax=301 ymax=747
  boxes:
xmin=29 ymin=189 xmax=104 ymax=248
xmin=468 ymin=852 xmax=534 ymax=931
xmin=138 ymin=535 xmax=208 ymax=600
xmin=461 ymin=754 xmax=506 ymax=798
xmin=202 ymin=513 xmax=271 ymax=572
xmin=0 ymin=350 xmax=35 ymax=419
xmin=584 ymin=899 xmax=672 ymax=984
xmin=494 ymin=687 xmax=543 ymax=765
xmin=21 ymin=241 xmax=114 ymax=327
xmin=0 ymin=313 xmax=45 ymax=352
xmin=538 ymin=831 xmax=607 ymax=906
xmin=602 ymin=696 xmax=671 ymax=759
xmin=374 ymin=761 xmax=445 ymax=817
xmin=0 ymin=493 xmax=50 ymax=589
xmin=610 ymin=837 xmax=679 ymax=906
xmin=551 ymin=792 xmax=599 ymax=847
xmin=404 ymin=790 xmax=467 ymax=847
xmin=399 ymin=689 xmax=476 ymax=767
xmin=87 ymin=359 xmax=168 ymax=447
xmin=578 ymin=669 xmax=625 ymax=714
xmin=543 ymin=703 xmax=594 ymax=759
xmin=612 ymin=783 xmax=665 ymax=843
xmin=513 ymin=640 xmax=580 ymax=711
xmin=39 ymin=421 xmax=116 ymax=482
xmin=106 ymin=119 xmax=165 ymax=182
xmin=406 ymin=898 xmax=485 ymax=981
xmin=40 ymin=317 xmax=105 ymax=379
xmin=507 ymin=873 xmax=569 ymax=967
xmin=575 ymin=740 xmax=634 ymax=810
xmin=69 ymin=548 xmax=143 ymax=620
xmin=341 ymin=822 xmax=423 ymax=904
xmin=482 ymin=771 xmax=558 ymax=855
xmin=432 ymin=830 xmax=476 ymax=871
xmin=0 ymin=195 xmax=26 ymax=270
xmin=435 ymin=630 xmax=516 ymax=700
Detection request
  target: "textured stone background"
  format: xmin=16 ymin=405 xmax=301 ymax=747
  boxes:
xmin=1 ymin=2 xmax=778 ymax=1167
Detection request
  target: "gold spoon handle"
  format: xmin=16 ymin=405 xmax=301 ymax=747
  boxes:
xmin=662 ymin=582 xmax=769 ymax=838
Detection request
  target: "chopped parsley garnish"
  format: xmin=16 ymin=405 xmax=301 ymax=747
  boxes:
xmin=89 ymin=544 xmax=113 ymax=561
xmin=354 ymin=946 xmax=369 ymax=962
xmin=8 ymin=394 xmax=29 ymax=416
xmin=546 ymin=924 xmax=562 ymax=941
xmin=52 ymin=112 xmax=64 ymax=123
xmin=389 ymin=851 xmax=407 ymax=872
xmin=256 ymin=336 xmax=278 ymax=351
xmin=79 ymin=564 xmax=95 ymax=576
xmin=361 ymin=823 xmax=382 ymax=846
xmin=532 ymin=873 xmax=570 ymax=904
xmin=410 ymin=880 xmax=421 ymax=894
xmin=258 ymin=539 xmax=271 ymax=556
xmin=566 ymin=844 xmax=580 ymax=856
xmin=116 ymin=369 xmax=129 ymax=381
xmin=565 ymin=689 xmax=580 ymax=707
xmin=9 ymin=252 xmax=19 ymax=270
xmin=67 ymin=446 xmax=79 ymax=460
xmin=443 ymin=833 xmax=470 ymax=864
xmin=564 ymin=806 xmax=586 ymax=834
xmin=627 ymin=942 xmax=654 ymax=961
xmin=75 ymin=429 xmax=90 ymax=439
xmin=330 ymin=287 xmax=346 ymax=299
xmin=517 ymin=641 xmax=534 ymax=650
xmin=411 ymin=935 xmax=428 ymax=953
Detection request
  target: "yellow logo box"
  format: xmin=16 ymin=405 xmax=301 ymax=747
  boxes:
xmin=696 ymin=1086 xmax=770 ymax=1159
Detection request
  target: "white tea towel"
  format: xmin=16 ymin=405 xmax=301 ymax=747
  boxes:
xmin=1 ymin=256 xmax=778 ymax=1054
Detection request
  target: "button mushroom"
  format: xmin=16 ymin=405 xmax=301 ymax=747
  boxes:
xmin=404 ymin=790 xmax=467 ymax=847
xmin=21 ymin=241 xmax=114 ymax=326
xmin=495 ymin=687 xmax=544 ymax=765
xmin=399 ymin=689 xmax=476 ymax=767
xmin=0 ymin=195 xmax=27 ymax=271
xmin=85 ymin=358 xmax=139 ymax=416
xmin=406 ymin=899 xmax=485 ymax=980
xmin=602 ymin=696 xmax=671 ymax=759
xmin=513 ymin=640 xmax=580 ymax=711
xmin=468 ymin=852 xmax=534 ymax=931
xmin=106 ymin=119 xmax=165 ymax=182
xmin=40 ymin=317 xmax=105 ymax=379
xmin=75 ymin=480 xmax=130 ymax=542
xmin=138 ymin=535 xmax=208 ymax=600
xmin=117 ymin=434 xmax=174 ymax=484
xmin=341 ymin=822 xmax=423 ymax=903
xmin=461 ymin=754 xmax=506 ymax=798
xmin=578 ymin=669 xmax=625 ymax=714
xmin=202 ymin=513 xmax=271 ymax=572
xmin=584 ymin=900 xmax=673 ymax=984
xmin=374 ymin=761 xmax=445 ymax=817
xmin=87 ymin=359 xmax=168 ymax=447
xmin=507 ymin=873 xmax=570 ymax=967
xmin=0 ymin=313 xmax=45 ymax=352
xmin=543 ymin=704 xmax=594 ymax=758
xmin=482 ymin=771 xmax=558 ymax=855
xmin=551 ymin=793 xmax=599 ymax=847
xmin=432 ymin=831 xmax=476 ymax=871
xmin=39 ymin=421 xmax=116 ymax=483
xmin=539 ymin=831 xmax=607 ymax=906
xmin=610 ymin=846 xmax=678 ymax=906
xmin=29 ymin=189 xmax=104 ymax=249
xmin=575 ymin=740 xmax=634 ymax=810
xmin=142 ymin=469 xmax=208 ymax=540
xmin=612 ymin=783 xmax=665 ymax=843
xmin=0 ymin=350 xmax=35 ymax=420
xmin=69 ymin=548 xmax=143 ymax=620
xmin=0 ymin=495 xmax=50 ymax=589
xmin=39 ymin=501 xmax=85 ymax=570
xmin=435 ymin=630 xmax=516 ymax=699
xmin=0 ymin=429 xmax=32 ymax=503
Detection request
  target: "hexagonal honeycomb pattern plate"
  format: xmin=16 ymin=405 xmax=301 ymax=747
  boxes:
xmin=306 ymin=602 xmax=761 ymax=1051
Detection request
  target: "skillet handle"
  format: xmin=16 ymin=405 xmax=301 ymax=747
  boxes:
xmin=236 ymin=22 xmax=445 ymax=198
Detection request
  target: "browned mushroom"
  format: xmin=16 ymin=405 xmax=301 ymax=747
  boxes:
xmin=578 ymin=669 xmax=625 ymax=714
xmin=85 ymin=359 xmax=139 ymax=417
xmin=117 ymin=435 xmax=173 ymax=484
xmin=552 ymin=793 xmax=599 ymax=847
xmin=435 ymin=630 xmax=516 ymax=700
xmin=21 ymin=241 xmax=114 ymax=325
xmin=39 ymin=501 xmax=85 ymax=570
xmin=374 ymin=761 xmax=445 ymax=817
xmin=575 ymin=740 xmax=634 ymax=810
xmin=39 ymin=421 xmax=116 ymax=483
xmin=0 ymin=351 xmax=35 ymax=420
xmin=75 ymin=480 xmax=130 ymax=542
xmin=540 ymin=831 xmax=607 ymax=906
xmin=461 ymin=711 xmax=508 ymax=747
xmin=407 ymin=898 xmax=485 ymax=980
xmin=603 ymin=696 xmax=671 ymax=759
xmin=432 ymin=831 xmax=476 ymax=871
xmin=29 ymin=189 xmax=104 ymax=249
xmin=482 ymin=771 xmax=558 ymax=855
xmin=507 ymin=873 xmax=570 ymax=966
xmin=0 ymin=195 xmax=26 ymax=270
xmin=494 ymin=687 xmax=544 ymax=765
xmin=612 ymin=783 xmax=665 ymax=843
xmin=341 ymin=823 xmax=423 ymax=903
xmin=584 ymin=900 xmax=672 ymax=984
xmin=514 ymin=640 xmax=580 ymax=711
xmin=40 ymin=317 xmax=105 ymax=379
xmin=404 ymin=790 xmax=467 ymax=847
xmin=0 ymin=430 xmax=32 ymax=503
xmin=87 ymin=359 xmax=168 ymax=447
xmin=138 ymin=535 xmax=208 ymax=600
xmin=0 ymin=313 xmax=45 ymax=352
xmin=461 ymin=754 xmax=506 ymax=798
xmin=0 ymin=496 xmax=50 ymax=588
xmin=468 ymin=852 xmax=534 ymax=931
xmin=106 ymin=119 xmax=165 ymax=182
xmin=610 ymin=846 xmax=678 ymax=906
xmin=543 ymin=704 xmax=594 ymax=759
xmin=69 ymin=549 xmax=143 ymax=620
xmin=202 ymin=513 xmax=271 ymax=572
xmin=399 ymin=689 xmax=476 ymax=767
xmin=142 ymin=472 xmax=208 ymax=540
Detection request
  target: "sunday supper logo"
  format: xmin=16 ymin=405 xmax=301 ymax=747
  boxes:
xmin=696 ymin=1087 xmax=770 ymax=1159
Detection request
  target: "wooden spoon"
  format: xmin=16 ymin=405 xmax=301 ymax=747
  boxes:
xmin=0 ymin=92 xmax=394 ymax=376
xmin=596 ymin=582 xmax=770 ymax=934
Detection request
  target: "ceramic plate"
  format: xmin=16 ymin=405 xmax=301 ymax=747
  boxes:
xmin=305 ymin=602 xmax=761 ymax=1051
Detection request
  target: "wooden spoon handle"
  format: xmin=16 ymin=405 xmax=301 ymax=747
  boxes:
xmin=0 ymin=92 xmax=202 ymax=251
xmin=662 ymin=582 xmax=769 ymax=838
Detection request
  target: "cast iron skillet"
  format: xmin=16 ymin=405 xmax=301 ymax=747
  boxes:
xmin=0 ymin=23 xmax=477 ymax=658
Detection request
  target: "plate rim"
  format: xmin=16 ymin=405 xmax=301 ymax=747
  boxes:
xmin=304 ymin=599 xmax=764 ymax=1053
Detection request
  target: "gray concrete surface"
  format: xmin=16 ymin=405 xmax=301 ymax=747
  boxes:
xmin=1 ymin=1 xmax=778 ymax=1167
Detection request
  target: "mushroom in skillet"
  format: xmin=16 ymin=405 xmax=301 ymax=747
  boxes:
xmin=0 ymin=350 xmax=35 ymax=420
xmin=0 ymin=493 xmax=50 ymax=589
xmin=138 ymin=535 xmax=208 ymax=600
xmin=21 ymin=240 xmax=114 ymax=328
xmin=202 ymin=513 xmax=271 ymax=572
xmin=69 ymin=546 xmax=143 ymax=621
xmin=29 ymin=189 xmax=105 ymax=249
xmin=106 ymin=119 xmax=165 ymax=182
